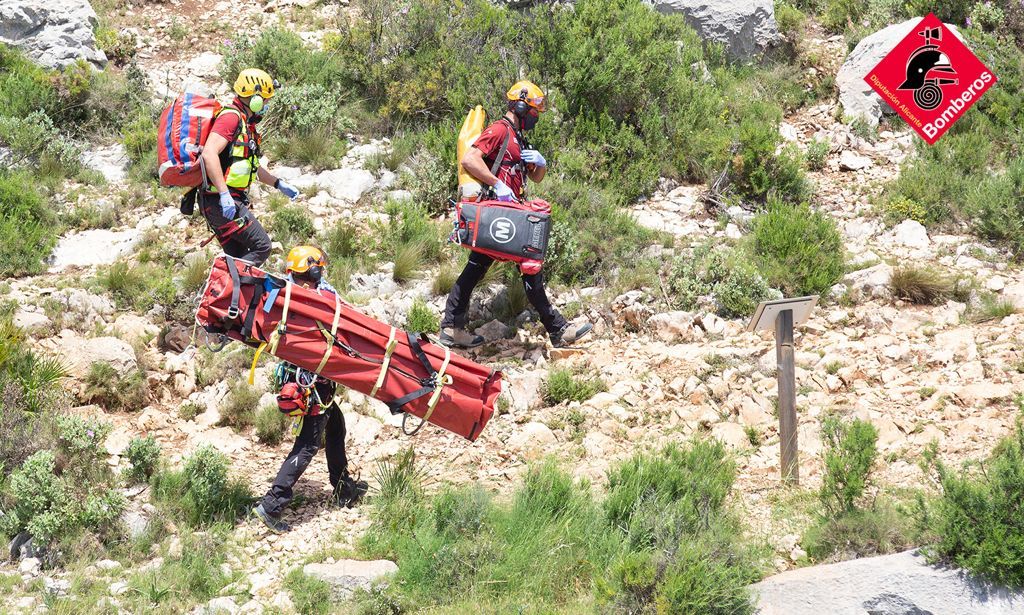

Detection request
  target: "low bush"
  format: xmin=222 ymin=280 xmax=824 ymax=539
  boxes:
xmin=0 ymin=319 xmax=66 ymax=414
xmin=96 ymin=262 xmax=178 ymax=313
xmin=254 ymin=404 xmax=288 ymax=446
xmin=749 ymin=200 xmax=845 ymax=297
xmin=889 ymin=266 xmax=955 ymax=305
xmin=805 ymin=138 xmax=829 ymax=171
xmin=285 ymin=568 xmax=333 ymax=615
xmin=0 ymin=404 xmax=53 ymax=474
xmin=404 ymin=298 xmax=440 ymax=334
xmin=432 ymin=263 xmax=460 ymax=297
xmin=358 ymin=439 xmax=764 ymax=612
xmin=541 ymin=366 xmax=607 ymax=406
xmin=0 ymin=415 xmax=124 ymax=549
xmin=670 ymin=244 xmax=778 ymax=318
xmin=82 ymin=361 xmax=147 ymax=412
xmin=151 ymin=445 xmax=253 ymax=527
xmin=0 ymin=172 xmax=60 ymax=278
xmin=270 ymin=205 xmax=317 ymax=248
xmin=819 ymin=416 xmax=878 ymax=517
xmin=882 ymin=196 xmax=928 ymax=226
xmin=802 ymin=415 xmax=914 ymax=561
xmin=921 ymin=423 xmax=1024 ymax=587
xmin=392 ymin=242 xmax=426 ymax=283
xmin=124 ymin=436 xmax=161 ymax=485
xmin=125 ymin=529 xmax=234 ymax=611
xmin=272 ymin=130 xmax=348 ymax=172
xmin=219 ymin=379 xmax=260 ymax=430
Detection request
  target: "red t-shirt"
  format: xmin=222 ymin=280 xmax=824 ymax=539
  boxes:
xmin=473 ymin=119 xmax=525 ymax=197
xmin=210 ymin=100 xmax=256 ymax=145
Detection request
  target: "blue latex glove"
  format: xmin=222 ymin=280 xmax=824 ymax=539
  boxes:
xmin=218 ymin=191 xmax=237 ymax=220
xmin=318 ymin=280 xmax=337 ymax=294
xmin=521 ymin=149 xmax=546 ymax=168
xmin=277 ymin=179 xmax=299 ymax=199
xmin=493 ymin=179 xmax=515 ymax=202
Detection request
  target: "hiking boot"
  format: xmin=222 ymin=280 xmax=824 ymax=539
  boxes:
xmin=333 ymin=474 xmax=369 ymax=509
xmin=251 ymin=503 xmax=291 ymax=533
xmin=439 ymin=327 xmax=484 ymax=349
xmin=551 ymin=321 xmax=593 ymax=347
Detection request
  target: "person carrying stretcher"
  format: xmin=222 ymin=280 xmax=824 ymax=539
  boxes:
xmin=252 ymin=246 xmax=367 ymax=533
xmin=440 ymin=80 xmax=593 ymax=349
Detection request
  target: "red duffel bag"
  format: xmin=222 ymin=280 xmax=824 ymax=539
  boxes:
xmin=195 ymin=256 xmax=500 ymax=441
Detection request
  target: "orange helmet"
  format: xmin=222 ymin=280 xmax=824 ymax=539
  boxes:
xmin=506 ymin=80 xmax=546 ymax=113
xmin=285 ymin=245 xmax=326 ymax=274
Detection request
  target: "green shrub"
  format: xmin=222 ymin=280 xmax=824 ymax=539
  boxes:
xmin=178 ymin=401 xmax=204 ymax=421
xmin=270 ymin=205 xmax=317 ymax=247
xmin=0 ymin=415 xmax=125 ymax=548
xmin=432 ymin=263 xmax=460 ymax=297
xmin=971 ymin=293 xmax=1018 ymax=323
xmin=805 ymin=138 xmax=829 ymax=171
xmin=819 ymin=416 xmax=878 ymax=517
xmin=219 ymin=379 xmax=259 ymax=430
xmin=0 ymin=319 xmax=66 ymax=414
xmin=268 ymin=83 xmax=353 ymax=134
xmin=541 ymin=366 xmax=607 ymax=406
xmin=731 ymin=106 xmax=808 ymax=203
xmin=0 ymin=111 xmax=83 ymax=174
xmin=358 ymin=439 xmax=762 ymax=612
xmin=96 ymin=262 xmax=178 ymax=313
xmin=963 ymin=157 xmax=1024 ymax=254
xmin=803 ymin=502 xmax=916 ymax=562
xmin=405 ymin=298 xmax=440 ymax=334
xmin=883 ymin=196 xmax=928 ymax=225
xmin=0 ymin=404 xmax=53 ymax=474
xmin=889 ymin=266 xmax=955 ymax=305
xmin=254 ymin=404 xmax=288 ymax=446
xmin=151 ymin=445 xmax=252 ymax=527
xmin=922 ymin=423 xmax=1024 ymax=587
xmin=749 ymin=200 xmax=845 ymax=297
xmin=376 ymin=199 xmax=446 ymax=265
xmin=273 ymin=130 xmax=348 ymax=172
xmin=285 ymin=568 xmax=333 ymax=615
xmin=775 ymin=2 xmax=807 ymax=38
xmin=401 ymin=151 xmax=453 ymax=216
xmin=0 ymin=172 xmax=60 ymax=278
xmin=124 ymin=436 xmax=160 ymax=484
xmin=670 ymin=244 xmax=778 ymax=318
xmin=83 ymin=361 xmax=146 ymax=412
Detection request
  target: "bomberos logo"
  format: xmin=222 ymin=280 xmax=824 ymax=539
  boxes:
xmin=489 ymin=217 xmax=516 ymax=244
xmin=865 ymin=13 xmax=997 ymax=145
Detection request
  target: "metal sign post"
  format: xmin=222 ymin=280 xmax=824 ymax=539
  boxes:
xmin=747 ymin=296 xmax=818 ymax=485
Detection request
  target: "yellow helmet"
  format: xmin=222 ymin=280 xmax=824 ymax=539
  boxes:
xmin=506 ymin=80 xmax=546 ymax=112
xmin=285 ymin=245 xmax=326 ymax=274
xmin=233 ymin=68 xmax=278 ymax=99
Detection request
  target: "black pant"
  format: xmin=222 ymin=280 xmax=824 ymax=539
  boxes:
xmin=200 ymin=192 xmax=272 ymax=267
xmin=441 ymin=252 xmax=567 ymax=335
xmin=259 ymin=403 xmax=347 ymax=517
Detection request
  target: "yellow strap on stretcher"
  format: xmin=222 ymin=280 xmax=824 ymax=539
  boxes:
xmin=370 ymin=327 xmax=399 ymax=397
xmin=315 ymin=292 xmax=342 ymax=374
xmin=421 ymin=345 xmax=453 ymax=424
xmin=249 ymin=281 xmax=293 ymax=385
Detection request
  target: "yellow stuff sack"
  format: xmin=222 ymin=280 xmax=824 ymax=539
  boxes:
xmin=457 ymin=105 xmax=486 ymax=200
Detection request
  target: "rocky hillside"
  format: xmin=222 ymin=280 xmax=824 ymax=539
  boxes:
xmin=2 ymin=0 xmax=1024 ymax=613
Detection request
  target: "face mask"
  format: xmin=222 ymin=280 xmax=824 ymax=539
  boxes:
xmin=521 ymin=112 xmax=539 ymax=131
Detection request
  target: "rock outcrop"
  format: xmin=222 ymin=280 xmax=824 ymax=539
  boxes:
xmin=0 ymin=0 xmax=107 ymax=69
xmin=643 ymin=0 xmax=781 ymax=60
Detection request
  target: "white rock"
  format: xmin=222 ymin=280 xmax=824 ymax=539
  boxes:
xmin=987 ymin=276 xmax=1006 ymax=292
xmin=1002 ymin=282 xmax=1024 ymax=310
xmin=109 ymin=581 xmax=129 ymax=596
xmin=302 ymin=559 xmax=399 ymax=600
xmin=507 ymin=422 xmax=557 ymax=460
xmin=195 ymin=596 xmax=240 ymax=615
xmin=49 ymin=228 xmax=142 ymax=271
xmin=647 ymin=311 xmax=697 ymax=342
xmin=711 ymin=422 xmax=750 ymax=451
xmin=40 ymin=332 xmax=137 ymax=379
xmin=96 ymin=559 xmax=122 ymax=571
xmin=752 ymin=549 xmax=1024 ymax=615
xmin=45 ymin=577 xmax=71 ymax=596
xmin=113 ymin=313 xmax=160 ymax=345
xmin=186 ymin=52 xmax=223 ymax=78
xmin=81 ymin=145 xmax=129 ymax=183
xmin=0 ymin=0 xmax=107 ymax=68
xmin=12 ymin=309 xmax=50 ymax=333
xmin=19 ymin=557 xmax=40 ymax=575
xmin=889 ymin=219 xmax=930 ymax=249
xmin=838 ymin=150 xmax=872 ymax=171
xmin=644 ymin=0 xmax=780 ymax=60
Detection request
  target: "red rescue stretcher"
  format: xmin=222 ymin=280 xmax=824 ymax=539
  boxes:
xmin=195 ymin=256 xmax=500 ymax=441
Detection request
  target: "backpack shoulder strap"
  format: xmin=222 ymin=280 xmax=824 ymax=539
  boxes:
xmin=490 ymin=129 xmax=512 ymax=177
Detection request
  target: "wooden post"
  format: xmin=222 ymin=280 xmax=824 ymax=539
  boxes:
xmin=776 ymin=309 xmax=799 ymax=484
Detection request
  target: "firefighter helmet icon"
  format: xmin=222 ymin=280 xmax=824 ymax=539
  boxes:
xmin=897 ymin=26 xmax=959 ymax=110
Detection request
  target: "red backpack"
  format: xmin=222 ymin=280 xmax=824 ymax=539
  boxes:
xmin=157 ymin=92 xmax=229 ymax=187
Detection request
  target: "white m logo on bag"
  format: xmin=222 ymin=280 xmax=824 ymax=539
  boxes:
xmin=489 ymin=217 xmax=516 ymax=244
